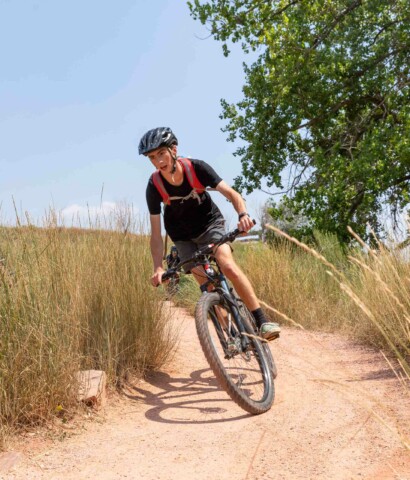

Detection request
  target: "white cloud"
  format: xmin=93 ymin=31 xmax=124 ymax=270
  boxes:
xmin=60 ymin=201 xmax=140 ymax=232
xmin=62 ymin=201 xmax=117 ymax=219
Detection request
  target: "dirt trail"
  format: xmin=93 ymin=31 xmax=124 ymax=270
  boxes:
xmin=2 ymin=303 xmax=410 ymax=480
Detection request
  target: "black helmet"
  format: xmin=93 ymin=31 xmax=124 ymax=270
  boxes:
xmin=138 ymin=127 xmax=178 ymax=155
xmin=171 ymin=246 xmax=178 ymax=253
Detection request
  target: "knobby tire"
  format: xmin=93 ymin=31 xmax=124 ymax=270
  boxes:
xmin=195 ymin=292 xmax=274 ymax=414
xmin=234 ymin=294 xmax=278 ymax=380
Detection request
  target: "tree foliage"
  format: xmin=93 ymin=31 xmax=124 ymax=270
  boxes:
xmin=189 ymin=0 xmax=410 ymax=242
xmin=267 ymin=197 xmax=311 ymax=241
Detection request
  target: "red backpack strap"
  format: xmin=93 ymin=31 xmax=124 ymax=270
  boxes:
xmin=152 ymin=171 xmax=171 ymax=206
xmin=178 ymin=158 xmax=205 ymax=193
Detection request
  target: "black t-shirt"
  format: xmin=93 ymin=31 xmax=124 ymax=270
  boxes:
xmin=146 ymin=159 xmax=224 ymax=241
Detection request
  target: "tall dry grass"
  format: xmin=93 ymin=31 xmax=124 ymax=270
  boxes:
xmin=234 ymin=233 xmax=353 ymax=333
xmin=249 ymin=225 xmax=410 ymax=379
xmin=174 ymin=228 xmax=410 ymax=380
xmin=0 ymin=213 xmax=175 ymax=447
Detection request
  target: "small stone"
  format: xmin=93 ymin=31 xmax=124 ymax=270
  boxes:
xmin=76 ymin=370 xmax=107 ymax=409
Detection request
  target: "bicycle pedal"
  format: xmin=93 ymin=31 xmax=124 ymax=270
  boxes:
xmin=242 ymin=332 xmax=269 ymax=343
xmin=227 ymin=340 xmax=238 ymax=353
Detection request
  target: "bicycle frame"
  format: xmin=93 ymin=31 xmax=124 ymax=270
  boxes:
xmin=193 ymin=256 xmax=252 ymax=353
xmin=161 ymin=225 xmax=257 ymax=352
xmin=161 ymin=224 xmax=276 ymax=414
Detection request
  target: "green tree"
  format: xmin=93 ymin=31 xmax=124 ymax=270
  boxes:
xmin=267 ymin=197 xmax=311 ymax=241
xmin=189 ymin=0 xmax=410 ymax=242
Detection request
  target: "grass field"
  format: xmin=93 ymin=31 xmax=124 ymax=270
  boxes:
xmin=173 ymin=229 xmax=410 ymax=381
xmin=0 ymin=222 xmax=176 ymax=448
xmin=1 ymin=219 xmax=409 ymax=448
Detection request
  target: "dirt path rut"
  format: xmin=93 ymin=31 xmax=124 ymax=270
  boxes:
xmin=2 ymin=304 xmax=410 ymax=479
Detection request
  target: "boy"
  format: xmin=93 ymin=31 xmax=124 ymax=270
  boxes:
xmin=141 ymin=127 xmax=280 ymax=340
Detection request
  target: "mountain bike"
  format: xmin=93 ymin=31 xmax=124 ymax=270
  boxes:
xmin=162 ymin=226 xmax=276 ymax=414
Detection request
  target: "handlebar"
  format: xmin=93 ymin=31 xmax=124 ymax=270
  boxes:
xmin=161 ymin=268 xmax=178 ymax=282
xmin=160 ymin=219 xmax=256 ymax=283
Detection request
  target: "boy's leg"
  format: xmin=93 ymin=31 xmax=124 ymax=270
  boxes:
xmin=190 ymin=266 xmax=229 ymax=330
xmin=213 ymin=244 xmax=281 ymax=340
xmin=213 ymin=244 xmax=258 ymax=309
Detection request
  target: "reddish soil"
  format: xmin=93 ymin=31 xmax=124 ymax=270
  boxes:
xmin=1 ymin=303 xmax=410 ymax=479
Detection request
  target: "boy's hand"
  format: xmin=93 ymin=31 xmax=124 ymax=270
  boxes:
xmin=238 ymin=213 xmax=254 ymax=233
xmin=151 ymin=267 xmax=165 ymax=287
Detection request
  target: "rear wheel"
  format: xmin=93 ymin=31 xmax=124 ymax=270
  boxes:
xmin=195 ymin=292 xmax=274 ymax=414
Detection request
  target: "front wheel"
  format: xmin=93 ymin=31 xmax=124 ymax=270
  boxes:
xmin=235 ymin=296 xmax=278 ymax=380
xmin=195 ymin=292 xmax=274 ymax=414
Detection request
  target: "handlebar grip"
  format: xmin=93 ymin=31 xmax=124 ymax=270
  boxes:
xmin=161 ymin=270 xmax=175 ymax=282
xmin=230 ymin=220 xmax=256 ymax=238
xmin=161 ymin=272 xmax=172 ymax=281
xmin=236 ymin=219 xmax=256 ymax=230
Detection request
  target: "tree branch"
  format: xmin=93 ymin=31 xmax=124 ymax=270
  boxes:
xmin=261 ymin=0 xmax=301 ymax=23
xmin=312 ymin=0 xmax=363 ymax=49
xmin=348 ymin=45 xmax=408 ymax=80
xmin=234 ymin=0 xmax=270 ymax=25
xmin=295 ymin=98 xmax=352 ymax=131
xmin=346 ymin=173 xmax=410 ymax=222
xmin=261 ymin=188 xmax=289 ymax=196
xmin=347 ymin=187 xmax=365 ymax=219
xmin=369 ymin=18 xmax=406 ymax=47
xmin=389 ymin=173 xmax=410 ymax=188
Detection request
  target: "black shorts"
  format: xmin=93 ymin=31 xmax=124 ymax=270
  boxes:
xmin=174 ymin=220 xmax=227 ymax=273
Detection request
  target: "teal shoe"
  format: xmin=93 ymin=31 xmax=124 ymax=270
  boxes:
xmin=260 ymin=322 xmax=281 ymax=341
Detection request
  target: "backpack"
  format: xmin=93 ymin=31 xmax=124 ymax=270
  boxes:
xmin=151 ymin=158 xmax=206 ymax=206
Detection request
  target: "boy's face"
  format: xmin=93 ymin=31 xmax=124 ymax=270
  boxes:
xmin=147 ymin=145 xmax=177 ymax=174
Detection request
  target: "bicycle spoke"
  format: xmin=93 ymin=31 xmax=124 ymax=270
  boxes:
xmin=206 ymin=305 xmax=268 ymax=403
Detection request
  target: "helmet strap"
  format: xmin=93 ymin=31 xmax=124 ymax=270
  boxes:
xmin=168 ymin=147 xmax=178 ymax=174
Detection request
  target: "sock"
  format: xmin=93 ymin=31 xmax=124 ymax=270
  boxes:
xmin=251 ymin=308 xmax=268 ymax=328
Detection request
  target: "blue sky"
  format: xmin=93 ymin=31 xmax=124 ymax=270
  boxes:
xmin=0 ymin=0 xmax=273 ymax=229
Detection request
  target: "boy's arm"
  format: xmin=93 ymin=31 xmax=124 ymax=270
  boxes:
xmin=215 ymin=180 xmax=254 ymax=233
xmin=149 ymin=214 xmax=165 ymax=286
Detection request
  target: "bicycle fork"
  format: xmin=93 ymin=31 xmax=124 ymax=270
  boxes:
xmin=217 ymin=278 xmax=252 ymax=353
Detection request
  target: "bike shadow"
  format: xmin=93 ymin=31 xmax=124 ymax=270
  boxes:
xmin=124 ymin=368 xmax=251 ymax=424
